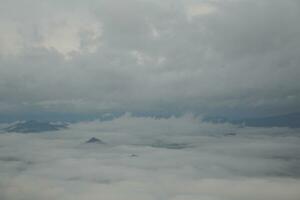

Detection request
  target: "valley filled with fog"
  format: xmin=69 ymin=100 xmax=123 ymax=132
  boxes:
xmin=1 ymin=115 xmax=299 ymax=200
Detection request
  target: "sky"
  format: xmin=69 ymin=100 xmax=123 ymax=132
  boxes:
xmin=0 ymin=0 xmax=300 ymax=119
xmin=1 ymin=115 xmax=300 ymax=200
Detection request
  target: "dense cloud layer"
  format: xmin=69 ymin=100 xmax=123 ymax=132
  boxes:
xmin=0 ymin=0 xmax=300 ymax=117
xmin=0 ymin=115 xmax=300 ymax=199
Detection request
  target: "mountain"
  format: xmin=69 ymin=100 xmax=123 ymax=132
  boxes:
xmin=236 ymin=113 xmax=300 ymax=128
xmin=85 ymin=137 xmax=105 ymax=144
xmin=205 ymin=112 xmax=300 ymax=128
xmin=3 ymin=120 xmax=68 ymax=133
xmin=150 ymin=140 xmax=190 ymax=149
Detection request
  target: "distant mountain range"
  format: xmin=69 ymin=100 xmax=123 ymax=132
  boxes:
xmin=205 ymin=112 xmax=300 ymax=128
xmin=2 ymin=120 xmax=68 ymax=133
xmin=236 ymin=112 xmax=300 ymax=128
xmin=0 ymin=112 xmax=299 ymax=133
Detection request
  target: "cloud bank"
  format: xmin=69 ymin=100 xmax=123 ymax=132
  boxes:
xmin=0 ymin=115 xmax=300 ymax=200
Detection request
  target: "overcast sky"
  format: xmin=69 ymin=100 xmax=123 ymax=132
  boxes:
xmin=1 ymin=0 xmax=300 ymax=118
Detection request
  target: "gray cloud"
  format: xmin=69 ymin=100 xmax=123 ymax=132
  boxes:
xmin=0 ymin=0 xmax=300 ymax=117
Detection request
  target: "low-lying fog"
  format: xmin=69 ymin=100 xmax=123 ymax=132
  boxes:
xmin=1 ymin=114 xmax=300 ymax=200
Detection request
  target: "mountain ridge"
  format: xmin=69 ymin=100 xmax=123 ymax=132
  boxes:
xmin=2 ymin=120 xmax=68 ymax=133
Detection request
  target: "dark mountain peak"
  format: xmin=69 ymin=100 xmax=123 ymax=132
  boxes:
xmin=85 ymin=137 xmax=105 ymax=144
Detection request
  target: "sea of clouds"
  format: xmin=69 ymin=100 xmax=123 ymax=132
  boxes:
xmin=0 ymin=114 xmax=300 ymax=200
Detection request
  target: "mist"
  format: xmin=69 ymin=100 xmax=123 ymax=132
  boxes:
xmin=1 ymin=115 xmax=300 ymax=200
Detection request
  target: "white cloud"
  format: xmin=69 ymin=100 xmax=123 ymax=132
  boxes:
xmin=0 ymin=21 xmax=24 ymax=56
xmin=38 ymin=13 xmax=102 ymax=59
xmin=186 ymin=3 xmax=217 ymax=21
xmin=0 ymin=115 xmax=300 ymax=199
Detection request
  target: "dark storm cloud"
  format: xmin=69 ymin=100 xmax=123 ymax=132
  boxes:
xmin=0 ymin=0 xmax=299 ymax=116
